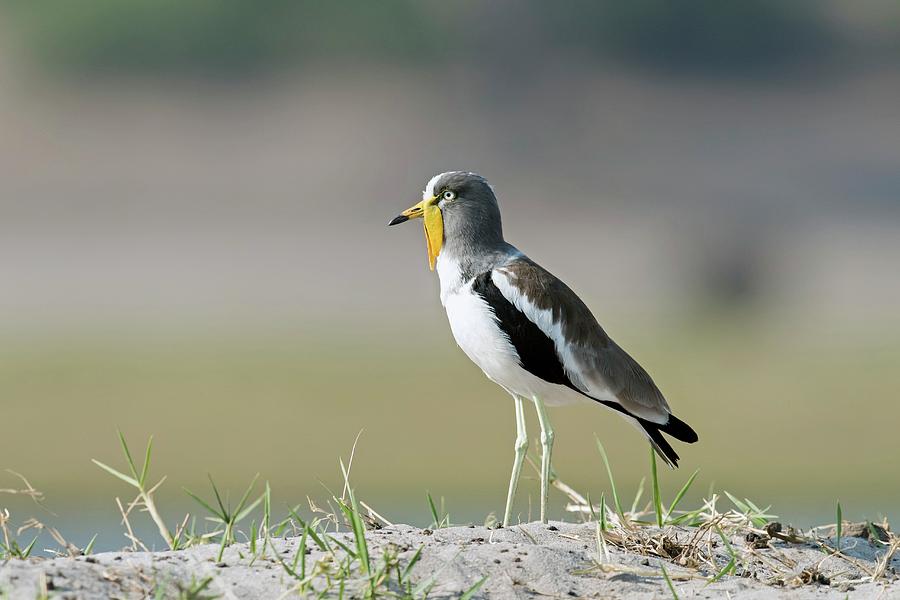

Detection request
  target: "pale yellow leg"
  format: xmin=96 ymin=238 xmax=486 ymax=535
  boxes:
xmin=503 ymin=395 xmax=528 ymax=527
xmin=532 ymin=395 xmax=554 ymax=524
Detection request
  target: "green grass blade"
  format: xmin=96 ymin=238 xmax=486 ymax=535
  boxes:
xmin=21 ymin=536 xmax=39 ymax=558
xmin=708 ymin=557 xmax=736 ymax=583
xmin=328 ymin=532 xmax=357 ymax=559
xmin=183 ymin=487 xmax=225 ymax=521
xmin=660 ymin=563 xmax=680 ymax=600
xmin=426 ymin=492 xmax=440 ymax=528
xmin=400 ymin=545 xmax=424 ymax=583
xmin=117 ymin=430 xmax=139 ymax=480
xmin=585 ymin=491 xmax=596 ymax=522
xmin=723 ymin=491 xmax=773 ymax=527
xmin=595 ymin=437 xmax=624 ymax=519
xmin=139 ymin=436 xmax=153 ymax=487
xmin=207 ymin=474 xmax=228 ymax=519
xmin=270 ymin=540 xmax=302 ymax=582
xmin=262 ymin=481 xmax=271 ymax=535
xmin=346 ymin=489 xmax=370 ymax=574
xmin=232 ymin=474 xmax=261 ymax=520
xmin=711 ymin=529 xmax=738 ymax=584
xmin=370 ymin=561 xmax=389 ymax=593
xmin=412 ymin=570 xmax=439 ymax=598
xmin=723 ymin=491 xmax=749 ymax=513
xmin=665 ymin=468 xmax=699 ymax=523
xmin=599 ymin=492 xmax=609 ymax=532
xmin=235 ymin=494 xmax=264 ymax=524
xmin=297 ymin=526 xmax=308 ymax=579
xmin=741 ymin=497 xmax=775 ymax=525
xmin=83 ymin=534 xmax=98 ymax=556
xmin=216 ymin=528 xmax=228 ymax=562
xmin=668 ymin=508 xmax=704 ymax=527
xmin=287 ymin=508 xmax=328 ymax=552
xmin=460 ymin=576 xmax=487 ymax=600
xmin=715 ymin=526 xmax=738 ymax=564
xmin=92 ymin=459 xmax=139 ymax=487
xmin=273 ymin=519 xmax=289 ymax=538
xmin=650 ymin=447 xmax=664 ymax=527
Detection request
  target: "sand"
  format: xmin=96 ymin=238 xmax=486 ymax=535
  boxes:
xmin=1 ymin=521 xmax=898 ymax=599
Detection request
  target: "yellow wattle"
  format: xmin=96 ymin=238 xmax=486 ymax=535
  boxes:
xmin=422 ymin=204 xmax=443 ymax=271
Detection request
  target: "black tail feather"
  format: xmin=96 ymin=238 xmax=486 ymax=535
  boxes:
xmin=658 ymin=413 xmax=699 ymax=444
xmin=594 ymin=397 xmax=698 ymax=444
xmin=588 ymin=395 xmax=698 ymax=467
xmin=642 ymin=423 xmax=681 ymax=468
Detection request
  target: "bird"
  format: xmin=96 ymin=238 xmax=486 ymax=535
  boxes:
xmin=388 ymin=171 xmax=698 ymax=526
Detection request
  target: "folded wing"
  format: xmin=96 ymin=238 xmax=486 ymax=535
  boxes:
xmin=482 ymin=256 xmax=697 ymax=467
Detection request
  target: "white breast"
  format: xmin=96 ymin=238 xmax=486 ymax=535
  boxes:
xmin=436 ymin=253 xmax=465 ymax=306
xmin=437 ymin=254 xmax=588 ymax=406
xmin=443 ymin=279 xmax=522 ymax=384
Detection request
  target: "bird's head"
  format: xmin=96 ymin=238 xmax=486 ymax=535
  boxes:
xmin=388 ymin=171 xmax=502 ymax=270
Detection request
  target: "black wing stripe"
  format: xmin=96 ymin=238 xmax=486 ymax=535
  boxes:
xmin=472 ymin=271 xmax=699 ymax=451
xmin=642 ymin=422 xmax=681 ymax=468
xmin=472 ymin=271 xmax=573 ymax=387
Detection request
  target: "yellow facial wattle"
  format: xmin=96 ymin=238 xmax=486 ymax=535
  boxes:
xmin=389 ymin=195 xmax=444 ymax=270
xmin=390 ymin=196 xmax=444 ymax=271
xmin=422 ymin=203 xmax=444 ymax=270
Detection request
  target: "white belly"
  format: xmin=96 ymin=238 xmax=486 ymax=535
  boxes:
xmin=442 ymin=281 xmax=587 ymax=406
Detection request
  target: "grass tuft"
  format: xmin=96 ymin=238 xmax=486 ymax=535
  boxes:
xmin=183 ymin=473 xmax=262 ymax=562
xmin=92 ymin=431 xmax=177 ymax=549
xmin=425 ymin=491 xmax=450 ymax=529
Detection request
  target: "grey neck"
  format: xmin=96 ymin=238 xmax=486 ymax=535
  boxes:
xmin=439 ymin=239 xmax=520 ymax=290
xmin=440 ymin=198 xmax=512 ymax=280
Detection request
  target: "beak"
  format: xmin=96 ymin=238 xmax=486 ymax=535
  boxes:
xmin=387 ymin=197 xmax=431 ymax=226
xmin=388 ymin=196 xmax=444 ymax=270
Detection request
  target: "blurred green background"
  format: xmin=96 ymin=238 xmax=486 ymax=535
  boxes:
xmin=2 ymin=1 xmax=899 ymax=549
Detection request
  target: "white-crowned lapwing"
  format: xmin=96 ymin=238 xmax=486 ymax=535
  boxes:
xmin=389 ymin=171 xmax=698 ymax=526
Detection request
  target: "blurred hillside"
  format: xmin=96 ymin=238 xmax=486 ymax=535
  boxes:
xmin=1 ymin=1 xmax=899 ymax=548
xmin=1 ymin=1 xmax=899 ymax=328
xmin=0 ymin=2 xmax=845 ymax=76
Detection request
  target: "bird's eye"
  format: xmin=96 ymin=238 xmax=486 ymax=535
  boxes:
xmin=442 ymin=190 xmax=456 ymax=201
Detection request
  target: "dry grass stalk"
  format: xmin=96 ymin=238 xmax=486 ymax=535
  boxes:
xmin=871 ymin=535 xmax=900 ymax=582
xmin=17 ymin=518 xmax=81 ymax=557
xmin=117 ymin=496 xmax=149 ymax=552
xmin=0 ymin=470 xmax=46 ymax=505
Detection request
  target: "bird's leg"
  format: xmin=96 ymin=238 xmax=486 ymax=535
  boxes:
xmin=503 ymin=394 xmax=528 ymax=528
xmin=532 ymin=395 xmax=554 ymax=524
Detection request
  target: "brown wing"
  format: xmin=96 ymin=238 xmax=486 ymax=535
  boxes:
xmin=495 ymin=256 xmax=671 ymax=423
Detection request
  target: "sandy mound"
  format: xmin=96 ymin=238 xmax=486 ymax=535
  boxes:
xmin=2 ymin=520 xmax=898 ymax=599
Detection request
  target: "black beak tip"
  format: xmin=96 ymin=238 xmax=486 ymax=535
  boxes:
xmin=388 ymin=215 xmax=409 ymax=226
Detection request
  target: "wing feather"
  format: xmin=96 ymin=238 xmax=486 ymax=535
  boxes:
xmin=492 ymin=256 xmax=672 ymax=424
